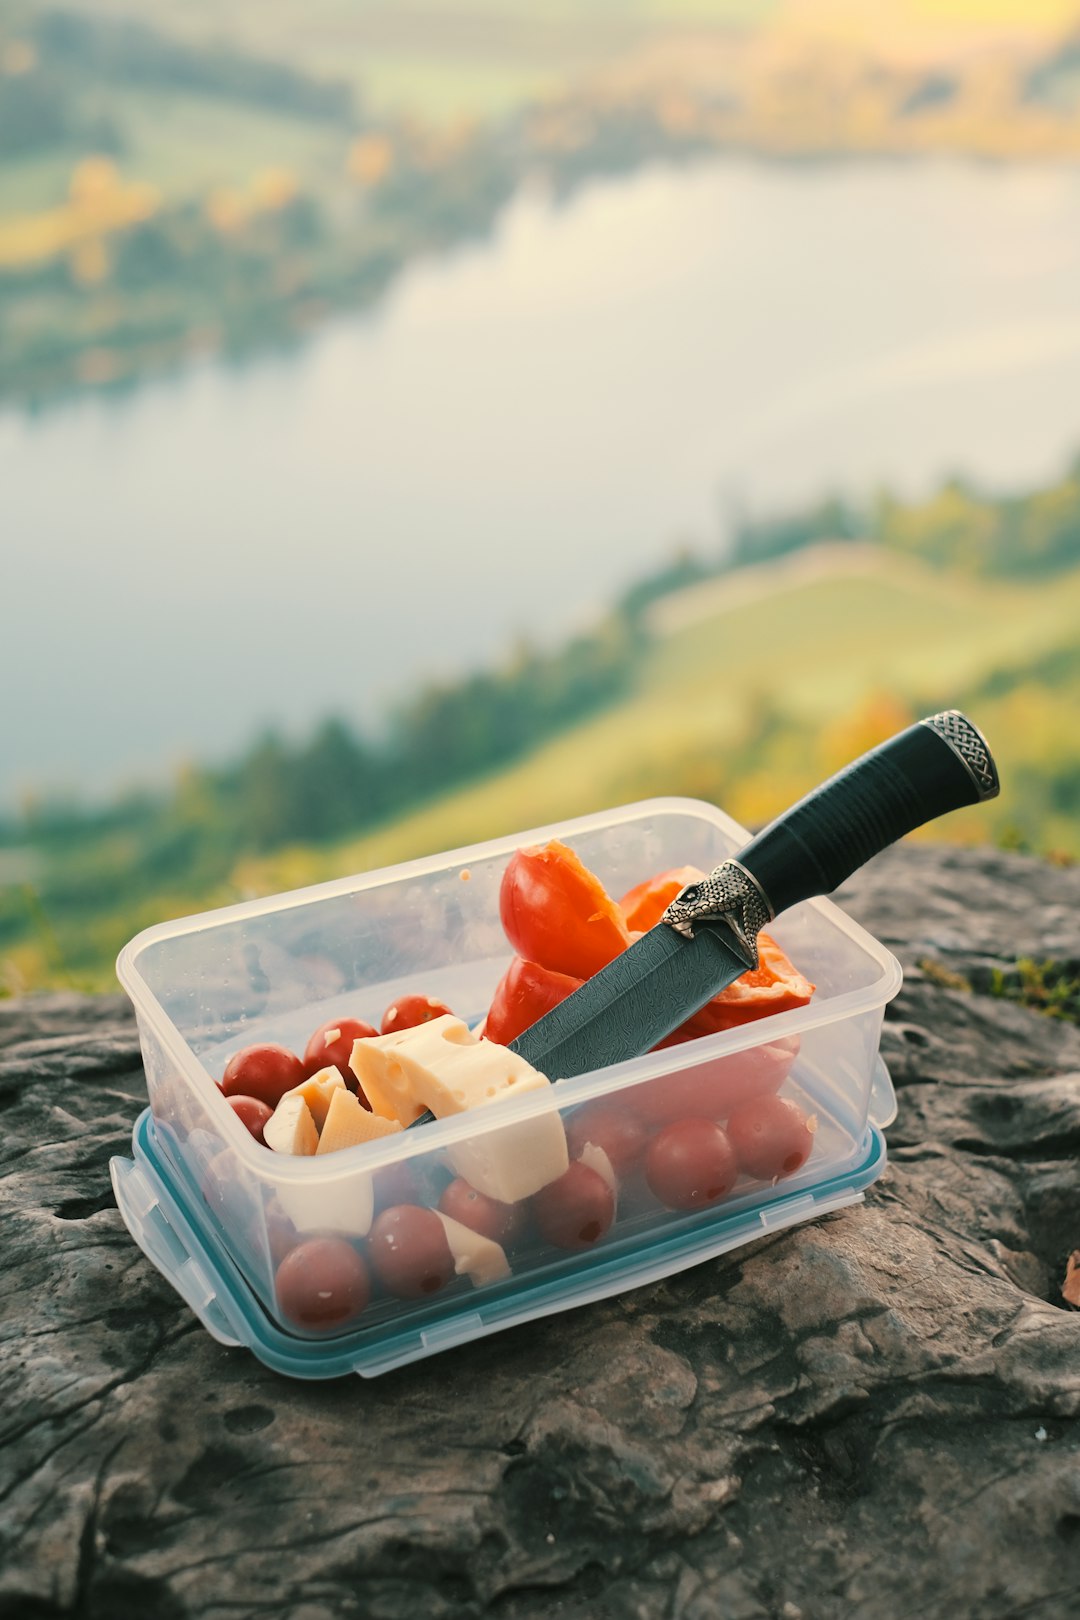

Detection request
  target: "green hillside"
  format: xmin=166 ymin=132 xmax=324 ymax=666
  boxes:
xmin=5 ymin=541 xmax=1078 ymax=994
xmin=146 ymin=548 xmax=1080 ymax=937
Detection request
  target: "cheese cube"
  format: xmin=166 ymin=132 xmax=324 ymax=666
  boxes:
xmin=350 ymin=1015 xmax=569 ymax=1201
xmin=263 ymin=1094 xmax=319 ymax=1156
xmin=281 ymin=1065 xmax=345 ymax=1130
xmin=316 ymin=1087 xmax=403 ymax=1155
xmin=350 ymin=1016 xmax=549 ymax=1121
xmin=447 ymin=1112 xmax=568 ymax=1204
xmin=276 ymin=1171 xmax=374 ymax=1239
xmin=434 ymin=1212 xmax=511 ymax=1287
xmin=349 ymin=1033 xmax=431 ymax=1125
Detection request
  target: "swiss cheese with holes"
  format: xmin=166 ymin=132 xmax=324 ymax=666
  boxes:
xmin=350 ymin=1016 xmax=568 ymax=1201
xmin=349 ymin=1016 xmax=548 ymax=1122
xmin=280 ymin=1064 xmax=346 ymax=1130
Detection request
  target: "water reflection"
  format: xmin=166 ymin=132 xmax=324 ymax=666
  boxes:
xmin=6 ymin=157 xmax=1080 ymax=805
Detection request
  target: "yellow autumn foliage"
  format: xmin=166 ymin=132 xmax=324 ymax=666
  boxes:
xmin=251 ymin=167 xmax=298 ymax=211
xmin=1 ymin=39 xmax=36 ymax=75
xmin=820 ymin=693 xmax=916 ymax=777
xmin=205 ymin=187 xmax=248 ymax=233
xmin=0 ymin=158 xmax=159 ymax=269
xmin=347 ymin=135 xmax=394 ymax=187
xmin=206 ymin=168 xmax=299 ymax=233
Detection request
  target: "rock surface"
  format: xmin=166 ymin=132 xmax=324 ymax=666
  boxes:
xmin=1 ymin=844 xmax=1078 ymax=1620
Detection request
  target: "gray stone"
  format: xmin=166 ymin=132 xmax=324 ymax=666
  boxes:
xmin=1 ymin=845 xmax=1078 ymax=1619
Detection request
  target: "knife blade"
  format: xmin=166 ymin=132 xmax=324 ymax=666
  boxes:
xmin=509 ymin=913 xmax=754 ymax=1077
xmin=410 ymin=709 xmax=999 ymax=1114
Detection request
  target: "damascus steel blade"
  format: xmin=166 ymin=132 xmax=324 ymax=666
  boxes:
xmin=509 ymin=919 xmax=754 ymax=1080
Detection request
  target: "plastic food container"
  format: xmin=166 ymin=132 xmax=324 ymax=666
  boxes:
xmin=111 ymin=797 xmax=901 ymax=1379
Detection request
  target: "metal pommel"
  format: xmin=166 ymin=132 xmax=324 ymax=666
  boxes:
xmin=660 ymin=859 xmax=774 ymax=964
xmin=920 ymin=711 xmax=1000 ymax=802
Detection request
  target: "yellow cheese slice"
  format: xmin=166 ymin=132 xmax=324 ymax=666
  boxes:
xmin=348 ymin=1035 xmax=429 ymax=1125
xmin=316 ymin=1086 xmax=404 ymax=1155
xmin=351 ymin=1016 xmax=549 ymax=1122
xmin=281 ymin=1065 xmax=345 ymax=1131
xmin=434 ymin=1211 xmax=511 ymax=1286
xmin=263 ymin=1093 xmax=319 ymax=1156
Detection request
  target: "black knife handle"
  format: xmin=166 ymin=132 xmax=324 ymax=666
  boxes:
xmin=734 ymin=710 xmax=998 ymax=920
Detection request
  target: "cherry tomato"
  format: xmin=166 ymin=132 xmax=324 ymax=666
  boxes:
xmin=225 ymin=1094 xmax=273 ymax=1145
xmin=367 ymin=1204 xmax=456 ymax=1298
xmin=500 ymin=840 xmax=630 ymax=980
xmin=727 ymin=1096 xmax=816 ymax=1181
xmin=565 ymin=1101 xmax=647 ymax=1175
xmin=220 ymin=1043 xmax=305 ymax=1109
xmin=380 ymin=994 xmax=454 ymax=1035
xmin=619 ymin=865 xmax=705 ymax=932
xmin=626 ymin=1036 xmax=798 ymax=1126
xmin=303 ymin=1017 xmax=378 ymax=1103
xmin=438 ymin=1178 xmax=526 ymax=1247
xmin=645 ymin=1119 xmax=738 ymax=1210
xmin=532 ymin=1161 xmax=615 ymax=1250
xmin=275 ymin=1237 xmax=370 ymax=1329
xmin=485 ymin=956 xmax=584 ymax=1046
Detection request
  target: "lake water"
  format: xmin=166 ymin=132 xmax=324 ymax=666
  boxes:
xmin=5 ymin=157 xmax=1080 ymax=807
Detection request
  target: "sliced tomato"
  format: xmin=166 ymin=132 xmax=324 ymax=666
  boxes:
xmin=499 ymin=839 xmax=630 ymax=980
xmin=621 ymin=862 xmax=814 ymax=1038
xmin=619 ymin=865 xmax=705 ymax=932
xmin=485 ymin=955 xmax=584 ymax=1046
xmin=678 ymin=933 xmax=814 ymax=1032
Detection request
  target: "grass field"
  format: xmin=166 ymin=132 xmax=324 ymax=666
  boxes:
xmin=0 ymin=94 xmax=353 ymax=219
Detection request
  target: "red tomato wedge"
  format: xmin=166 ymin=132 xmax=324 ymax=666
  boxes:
xmin=675 ymin=934 xmax=815 ymax=1032
xmin=620 ymin=865 xmax=814 ymax=1035
xmin=619 ymin=865 xmax=705 ymax=932
xmin=493 ymin=847 xmax=814 ymax=1071
xmin=499 ymin=839 xmax=631 ymax=980
xmin=485 ymin=956 xmax=584 ymax=1046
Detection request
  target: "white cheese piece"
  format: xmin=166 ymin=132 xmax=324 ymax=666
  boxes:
xmin=578 ymin=1141 xmax=617 ymax=1199
xmin=281 ymin=1065 xmax=345 ymax=1131
xmin=434 ymin=1212 xmax=511 ymax=1287
xmin=316 ymin=1086 xmax=403 ymax=1155
xmin=447 ymin=1110 xmax=568 ymax=1204
xmin=276 ymin=1171 xmax=374 ymax=1239
xmin=263 ymin=1094 xmax=319 ymax=1156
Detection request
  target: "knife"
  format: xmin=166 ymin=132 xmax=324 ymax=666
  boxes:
xmin=410 ymin=709 xmax=998 ymax=1113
